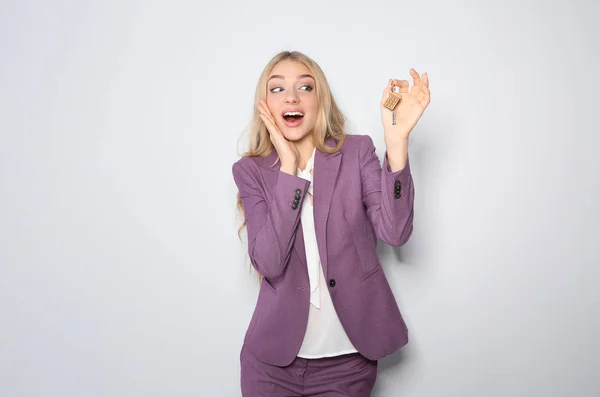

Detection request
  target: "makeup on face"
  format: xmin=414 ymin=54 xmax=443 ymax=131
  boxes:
xmin=265 ymin=60 xmax=319 ymax=139
xmin=267 ymin=75 xmax=315 ymax=128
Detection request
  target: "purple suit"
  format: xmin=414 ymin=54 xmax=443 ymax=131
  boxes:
xmin=232 ymin=134 xmax=414 ymax=367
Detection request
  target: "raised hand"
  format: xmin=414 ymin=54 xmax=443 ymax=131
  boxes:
xmin=380 ymin=69 xmax=430 ymax=141
xmin=258 ymin=99 xmax=300 ymax=174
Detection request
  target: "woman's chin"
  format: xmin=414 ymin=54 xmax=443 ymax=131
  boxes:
xmin=281 ymin=128 xmax=310 ymax=142
xmin=283 ymin=130 xmax=307 ymax=142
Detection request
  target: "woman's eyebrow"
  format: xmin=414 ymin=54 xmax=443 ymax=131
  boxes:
xmin=268 ymin=74 xmax=314 ymax=82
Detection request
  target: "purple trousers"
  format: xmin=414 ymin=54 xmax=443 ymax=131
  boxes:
xmin=240 ymin=344 xmax=378 ymax=396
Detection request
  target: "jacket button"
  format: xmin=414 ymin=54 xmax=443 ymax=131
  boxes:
xmin=295 ymin=188 xmax=302 ymax=195
xmin=328 ymin=279 xmax=336 ymax=287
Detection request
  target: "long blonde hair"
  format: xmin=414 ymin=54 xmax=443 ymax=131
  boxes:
xmin=236 ymin=50 xmax=348 ymax=278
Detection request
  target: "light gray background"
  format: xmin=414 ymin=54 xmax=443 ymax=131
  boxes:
xmin=1 ymin=0 xmax=598 ymax=396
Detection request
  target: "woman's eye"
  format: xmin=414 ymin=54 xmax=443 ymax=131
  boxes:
xmin=270 ymin=85 xmax=313 ymax=93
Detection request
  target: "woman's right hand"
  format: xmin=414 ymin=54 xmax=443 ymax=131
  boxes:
xmin=258 ymin=99 xmax=299 ymax=174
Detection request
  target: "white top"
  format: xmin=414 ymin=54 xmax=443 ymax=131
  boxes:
xmin=295 ymin=147 xmax=358 ymax=359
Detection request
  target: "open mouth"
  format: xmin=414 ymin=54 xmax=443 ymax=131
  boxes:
xmin=282 ymin=111 xmax=305 ymax=127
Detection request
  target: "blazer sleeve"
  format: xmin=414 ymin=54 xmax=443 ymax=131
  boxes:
xmin=232 ymin=159 xmax=311 ymax=279
xmin=359 ymin=134 xmax=415 ymax=246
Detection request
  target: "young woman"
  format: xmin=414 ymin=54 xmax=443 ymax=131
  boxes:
xmin=233 ymin=50 xmax=430 ymax=396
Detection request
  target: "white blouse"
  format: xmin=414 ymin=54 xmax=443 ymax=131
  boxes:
xmin=295 ymin=147 xmax=358 ymax=359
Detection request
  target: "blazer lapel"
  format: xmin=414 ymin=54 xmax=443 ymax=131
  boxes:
xmin=257 ymin=141 xmax=342 ymax=279
xmin=313 ymin=139 xmax=342 ymax=277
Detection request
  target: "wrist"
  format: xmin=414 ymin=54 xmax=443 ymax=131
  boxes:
xmin=384 ymin=135 xmax=409 ymax=148
xmin=385 ymin=138 xmax=409 ymax=173
xmin=280 ymin=163 xmax=297 ymax=175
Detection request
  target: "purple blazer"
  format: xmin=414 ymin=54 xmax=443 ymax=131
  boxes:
xmin=232 ymin=134 xmax=414 ymax=367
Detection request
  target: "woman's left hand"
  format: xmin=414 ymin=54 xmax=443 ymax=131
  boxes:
xmin=380 ymin=69 xmax=430 ymax=141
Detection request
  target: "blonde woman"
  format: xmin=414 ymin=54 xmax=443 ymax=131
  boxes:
xmin=233 ymin=50 xmax=430 ymax=395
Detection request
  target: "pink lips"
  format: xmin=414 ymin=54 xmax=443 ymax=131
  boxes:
xmin=281 ymin=109 xmax=305 ymax=128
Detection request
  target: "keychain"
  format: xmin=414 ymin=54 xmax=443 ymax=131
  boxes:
xmin=382 ymin=85 xmax=402 ymax=125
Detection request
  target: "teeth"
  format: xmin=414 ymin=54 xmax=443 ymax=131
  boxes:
xmin=283 ymin=111 xmax=304 ymax=117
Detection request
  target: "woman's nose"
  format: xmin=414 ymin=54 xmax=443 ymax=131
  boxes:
xmin=285 ymin=92 xmax=299 ymax=103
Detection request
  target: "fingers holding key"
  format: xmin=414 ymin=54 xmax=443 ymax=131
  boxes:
xmin=391 ymin=79 xmax=409 ymax=93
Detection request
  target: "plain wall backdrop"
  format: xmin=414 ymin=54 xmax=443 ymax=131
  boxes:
xmin=1 ymin=0 xmax=599 ymax=396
